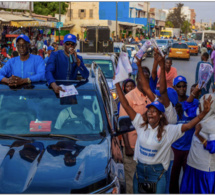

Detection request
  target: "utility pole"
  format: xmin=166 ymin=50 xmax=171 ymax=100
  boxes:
xmin=116 ymin=2 xmax=118 ymax=41
xmin=29 ymin=2 xmax=32 ymax=18
xmin=147 ymin=2 xmax=149 ymax=37
xmin=58 ymin=2 xmax=61 ymax=45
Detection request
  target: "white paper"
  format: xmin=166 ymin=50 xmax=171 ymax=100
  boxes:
xmin=198 ymin=63 xmax=214 ymax=90
xmin=59 ymin=85 xmax=79 ymax=98
xmin=120 ymin=52 xmax=132 ymax=74
xmin=113 ymin=57 xmax=129 ymax=85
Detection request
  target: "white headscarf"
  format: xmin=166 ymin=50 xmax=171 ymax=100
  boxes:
xmin=199 ymin=93 xmax=215 ymax=134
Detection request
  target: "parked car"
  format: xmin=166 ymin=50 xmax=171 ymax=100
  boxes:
xmin=80 ymin=52 xmax=119 ymax=101
xmin=113 ymin=42 xmax=128 ymax=56
xmin=124 ymin=44 xmax=146 ymax=60
xmin=168 ymin=42 xmax=190 ymax=60
xmin=0 ymin=64 xmax=125 ymax=193
xmin=186 ymin=41 xmax=198 ymax=56
xmin=156 ymin=39 xmax=172 ymax=54
xmin=140 ymin=39 xmax=154 ymax=57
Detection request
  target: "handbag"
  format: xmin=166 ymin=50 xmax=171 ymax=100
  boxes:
xmin=136 ymin=169 xmax=165 ymax=194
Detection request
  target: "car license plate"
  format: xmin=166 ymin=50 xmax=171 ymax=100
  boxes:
xmin=176 ymin=52 xmax=182 ymax=54
xmin=191 ymin=48 xmax=193 ymax=49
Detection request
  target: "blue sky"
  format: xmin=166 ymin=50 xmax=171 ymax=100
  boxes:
xmin=150 ymin=1 xmax=215 ymax=24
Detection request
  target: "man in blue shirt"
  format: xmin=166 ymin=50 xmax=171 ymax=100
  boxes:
xmin=0 ymin=34 xmax=45 ymax=87
xmin=45 ymin=34 xmax=89 ymax=93
xmin=44 ymin=46 xmax=55 ymax=65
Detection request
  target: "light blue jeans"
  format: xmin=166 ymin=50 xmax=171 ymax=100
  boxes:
xmin=133 ymin=162 xmax=167 ymax=194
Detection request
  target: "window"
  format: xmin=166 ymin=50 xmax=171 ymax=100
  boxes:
xmin=79 ymin=9 xmax=86 ymax=19
xmin=89 ymin=9 xmax=93 ymax=18
xmin=129 ymin=8 xmax=132 ymax=18
xmin=172 ymin=43 xmax=188 ymax=49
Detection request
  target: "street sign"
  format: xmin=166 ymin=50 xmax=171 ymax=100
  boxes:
xmin=56 ymin=22 xmax=63 ymax=28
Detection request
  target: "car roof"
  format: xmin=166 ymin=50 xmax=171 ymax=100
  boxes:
xmin=78 ymin=53 xmax=115 ymax=60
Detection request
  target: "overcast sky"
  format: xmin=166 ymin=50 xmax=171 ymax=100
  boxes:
xmin=150 ymin=1 xmax=215 ymax=24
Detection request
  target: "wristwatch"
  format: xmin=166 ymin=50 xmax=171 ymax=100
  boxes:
xmin=27 ymin=78 xmax=31 ymax=84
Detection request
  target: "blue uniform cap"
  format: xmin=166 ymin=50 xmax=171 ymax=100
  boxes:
xmin=146 ymin=101 xmax=165 ymax=113
xmin=47 ymin=46 xmax=55 ymax=51
xmin=155 ymin=88 xmax=179 ymax=106
xmin=16 ymin=34 xmax=30 ymax=43
xmin=173 ymin=75 xmax=187 ymax=86
xmin=63 ymin=34 xmax=77 ymax=44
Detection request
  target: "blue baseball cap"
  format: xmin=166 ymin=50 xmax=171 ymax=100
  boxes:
xmin=63 ymin=34 xmax=77 ymax=44
xmin=155 ymin=88 xmax=179 ymax=106
xmin=16 ymin=34 xmax=30 ymax=43
xmin=47 ymin=46 xmax=55 ymax=51
xmin=146 ymin=101 xmax=165 ymax=113
xmin=173 ymin=75 xmax=187 ymax=86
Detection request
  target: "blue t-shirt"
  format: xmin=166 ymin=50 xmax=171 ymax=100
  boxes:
xmin=0 ymin=54 xmax=45 ymax=82
xmin=172 ymin=98 xmax=199 ymax=151
xmin=149 ymin=76 xmax=158 ymax=94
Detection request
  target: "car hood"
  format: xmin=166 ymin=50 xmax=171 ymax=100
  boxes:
xmin=0 ymin=138 xmax=110 ymax=193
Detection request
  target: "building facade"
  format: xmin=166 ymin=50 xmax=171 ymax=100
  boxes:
xmin=64 ymin=2 xmax=153 ymax=40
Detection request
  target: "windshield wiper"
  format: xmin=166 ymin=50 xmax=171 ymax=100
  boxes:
xmin=20 ymin=134 xmax=80 ymax=141
xmin=0 ymin=133 xmax=32 ymax=141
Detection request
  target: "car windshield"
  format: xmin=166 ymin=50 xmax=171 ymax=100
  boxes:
xmin=156 ymin=40 xmax=167 ymax=45
xmin=83 ymin=59 xmax=114 ymax=79
xmin=172 ymin=43 xmax=188 ymax=49
xmin=114 ymin=47 xmax=120 ymax=53
xmin=187 ymin=42 xmax=197 ymax=46
xmin=0 ymin=88 xmax=103 ymax=139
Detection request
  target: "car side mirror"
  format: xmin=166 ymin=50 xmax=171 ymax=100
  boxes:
xmin=117 ymin=116 xmax=135 ymax=135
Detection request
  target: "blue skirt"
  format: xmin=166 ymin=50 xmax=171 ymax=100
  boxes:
xmin=180 ymin=164 xmax=215 ymax=193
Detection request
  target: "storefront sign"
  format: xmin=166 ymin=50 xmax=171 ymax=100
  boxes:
xmin=10 ymin=21 xmax=56 ymax=28
xmin=0 ymin=2 xmax=34 ymax=11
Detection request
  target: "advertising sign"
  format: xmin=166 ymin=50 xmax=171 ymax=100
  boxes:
xmin=0 ymin=2 xmax=34 ymax=11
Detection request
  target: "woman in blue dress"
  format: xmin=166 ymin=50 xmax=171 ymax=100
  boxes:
xmin=180 ymin=93 xmax=215 ymax=194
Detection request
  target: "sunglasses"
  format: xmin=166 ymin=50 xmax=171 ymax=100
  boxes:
xmin=176 ymin=85 xmax=187 ymax=89
xmin=16 ymin=44 xmax=28 ymax=48
xmin=65 ymin=42 xmax=76 ymax=46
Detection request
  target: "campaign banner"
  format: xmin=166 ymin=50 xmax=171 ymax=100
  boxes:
xmin=0 ymin=2 xmax=34 ymax=11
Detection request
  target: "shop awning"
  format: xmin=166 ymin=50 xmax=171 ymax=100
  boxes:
xmin=118 ymin=22 xmax=137 ymax=27
xmin=10 ymin=21 xmax=56 ymax=28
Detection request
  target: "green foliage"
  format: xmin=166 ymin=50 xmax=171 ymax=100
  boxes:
xmin=181 ymin=20 xmax=192 ymax=35
xmin=165 ymin=21 xmax=174 ymax=28
xmin=166 ymin=3 xmax=185 ymax=28
xmin=33 ymin=2 xmax=69 ymax=17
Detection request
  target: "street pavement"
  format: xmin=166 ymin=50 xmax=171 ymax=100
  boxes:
xmin=142 ymin=54 xmax=201 ymax=93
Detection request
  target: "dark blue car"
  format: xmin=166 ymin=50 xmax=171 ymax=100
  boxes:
xmin=0 ymin=65 xmax=125 ymax=193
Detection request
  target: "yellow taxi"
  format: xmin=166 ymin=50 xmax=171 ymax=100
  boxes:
xmin=168 ymin=42 xmax=190 ymax=60
xmin=186 ymin=42 xmax=199 ymax=55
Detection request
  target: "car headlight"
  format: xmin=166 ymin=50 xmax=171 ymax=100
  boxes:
xmin=91 ymin=176 xmax=120 ymax=194
xmin=111 ymin=89 xmax=118 ymax=100
xmin=147 ymin=47 xmax=152 ymax=51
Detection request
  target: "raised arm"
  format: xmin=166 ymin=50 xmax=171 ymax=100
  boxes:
xmin=115 ymin=83 xmax=136 ymax=121
xmin=181 ymin=95 xmax=213 ymax=132
xmin=151 ymin=51 xmax=159 ymax=80
xmin=135 ymin=56 xmax=156 ymax=102
xmin=187 ymin=84 xmax=201 ymax=103
xmin=157 ymin=53 xmax=170 ymax=108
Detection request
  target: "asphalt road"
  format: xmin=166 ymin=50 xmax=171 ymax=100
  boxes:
xmin=142 ymin=54 xmax=201 ymax=93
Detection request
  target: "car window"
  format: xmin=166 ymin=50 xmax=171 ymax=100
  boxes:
xmin=114 ymin=47 xmax=120 ymax=53
xmin=156 ymin=40 xmax=167 ymax=45
xmin=172 ymin=43 xmax=188 ymax=49
xmin=0 ymin=89 xmax=103 ymax=136
xmin=186 ymin=42 xmax=197 ymax=46
xmin=83 ymin=59 xmax=114 ymax=79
